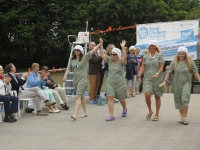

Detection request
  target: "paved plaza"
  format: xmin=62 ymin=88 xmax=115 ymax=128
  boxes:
xmin=1 ymin=93 xmax=200 ymax=150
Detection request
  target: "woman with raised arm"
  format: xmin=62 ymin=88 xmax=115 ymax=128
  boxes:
xmin=100 ymin=38 xmax=127 ymax=121
xmin=63 ymin=44 xmax=99 ymax=120
xmin=159 ymin=46 xmax=200 ymax=125
xmin=138 ymin=40 xmax=165 ymax=121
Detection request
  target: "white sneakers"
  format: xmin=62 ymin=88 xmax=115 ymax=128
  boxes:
xmin=49 ymin=109 xmax=61 ymax=113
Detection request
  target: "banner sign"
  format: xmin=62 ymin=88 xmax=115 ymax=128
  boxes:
xmin=135 ymin=20 xmax=199 ymax=60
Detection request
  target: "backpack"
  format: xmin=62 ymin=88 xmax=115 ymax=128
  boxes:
xmin=25 ymin=107 xmax=34 ymax=113
xmin=97 ymin=95 xmax=104 ymax=106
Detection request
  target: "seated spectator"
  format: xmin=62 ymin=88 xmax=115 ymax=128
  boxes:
xmin=0 ymin=65 xmax=18 ymax=123
xmin=5 ymin=63 xmax=54 ymax=116
xmin=27 ymin=63 xmax=60 ymax=113
xmin=41 ymin=66 xmax=70 ymax=110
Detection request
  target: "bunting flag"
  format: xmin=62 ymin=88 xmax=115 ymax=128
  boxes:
xmin=58 ymin=68 xmax=62 ymax=72
xmin=89 ymin=24 xmax=137 ymax=35
xmin=28 ymin=68 xmax=31 ymax=73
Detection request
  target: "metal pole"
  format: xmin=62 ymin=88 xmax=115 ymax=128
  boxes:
xmin=86 ymin=21 xmax=88 ymax=32
xmin=85 ymin=21 xmax=89 ymax=53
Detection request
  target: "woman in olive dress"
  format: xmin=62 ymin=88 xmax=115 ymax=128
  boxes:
xmin=100 ymin=38 xmax=127 ymax=121
xmin=63 ymin=44 xmax=99 ymax=120
xmin=159 ymin=46 xmax=200 ymax=125
xmin=138 ymin=40 xmax=165 ymax=121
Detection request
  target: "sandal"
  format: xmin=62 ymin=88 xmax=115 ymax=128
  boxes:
xmin=152 ymin=117 xmax=159 ymax=121
xmin=130 ymin=94 xmax=135 ymax=97
xmin=178 ymin=119 xmax=184 ymax=124
xmin=71 ymin=116 xmax=76 ymax=120
xmin=80 ymin=114 xmax=87 ymax=118
xmin=182 ymin=119 xmax=188 ymax=125
xmin=146 ymin=112 xmax=153 ymax=119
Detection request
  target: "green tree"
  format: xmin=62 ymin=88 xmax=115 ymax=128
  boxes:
xmin=185 ymin=1 xmax=200 ymax=20
xmin=0 ymin=0 xmax=199 ymax=68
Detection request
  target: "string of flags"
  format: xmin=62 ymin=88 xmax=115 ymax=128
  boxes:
xmin=25 ymin=25 xmax=137 ymax=73
xmin=89 ymin=24 xmax=137 ymax=35
xmin=27 ymin=67 xmax=66 ymax=74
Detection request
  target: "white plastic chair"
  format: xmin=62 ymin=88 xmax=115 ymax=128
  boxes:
xmin=9 ymin=90 xmax=21 ymax=118
xmin=10 ymin=90 xmax=37 ymax=116
xmin=20 ymin=81 xmax=38 ymax=115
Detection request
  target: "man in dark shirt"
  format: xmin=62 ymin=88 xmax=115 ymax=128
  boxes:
xmin=89 ymin=42 xmax=102 ymax=104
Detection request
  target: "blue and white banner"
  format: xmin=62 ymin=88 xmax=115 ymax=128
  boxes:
xmin=136 ymin=20 xmax=199 ymax=60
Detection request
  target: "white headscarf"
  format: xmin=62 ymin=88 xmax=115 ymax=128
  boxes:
xmin=112 ymin=48 xmax=121 ymax=58
xmin=148 ymin=40 xmax=158 ymax=46
xmin=73 ymin=45 xmax=84 ymax=54
xmin=177 ymin=46 xmax=188 ymax=54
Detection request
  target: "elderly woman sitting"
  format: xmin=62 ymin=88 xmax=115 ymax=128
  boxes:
xmin=27 ymin=63 xmax=60 ymax=113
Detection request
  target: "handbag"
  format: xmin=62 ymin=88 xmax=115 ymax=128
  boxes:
xmin=97 ymin=95 xmax=104 ymax=106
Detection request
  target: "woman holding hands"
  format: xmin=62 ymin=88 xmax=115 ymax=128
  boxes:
xmin=63 ymin=44 xmax=100 ymax=120
xmin=99 ymin=38 xmax=127 ymax=121
xmin=138 ymin=40 xmax=165 ymax=121
xmin=159 ymin=46 xmax=200 ymax=125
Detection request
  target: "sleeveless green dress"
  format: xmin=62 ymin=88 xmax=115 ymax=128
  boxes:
xmin=142 ymin=53 xmax=165 ymax=97
xmin=105 ymin=56 xmax=126 ymax=100
xmin=67 ymin=53 xmax=92 ymax=96
xmin=168 ymin=60 xmax=198 ymax=109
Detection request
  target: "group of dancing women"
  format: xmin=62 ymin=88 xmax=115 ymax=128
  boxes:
xmin=63 ymin=38 xmax=200 ymax=125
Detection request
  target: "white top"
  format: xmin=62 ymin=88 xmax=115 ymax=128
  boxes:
xmin=97 ymin=49 xmax=106 ymax=69
xmin=0 ymin=79 xmax=11 ymax=95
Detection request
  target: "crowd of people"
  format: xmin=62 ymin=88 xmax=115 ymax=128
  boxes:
xmin=62 ymin=38 xmax=200 ymax=125
xmin=0 ymin=63 xmax=70 ymax=123
xmin=1 ymin=38 xmax=200 ymax=125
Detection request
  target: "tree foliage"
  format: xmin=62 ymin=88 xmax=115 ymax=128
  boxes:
xmin=0 ymin=0 xmax=199 ymax=68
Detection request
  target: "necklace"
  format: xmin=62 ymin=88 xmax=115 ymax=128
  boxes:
xmin=150 ymin=52 xmax=157 ymax=59
xmin=76 ymin=60 xmax=79 ymax=68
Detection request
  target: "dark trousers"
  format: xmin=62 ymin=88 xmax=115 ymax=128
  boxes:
xmin=0 ymin=95 xmax=18 ymax=113
xmin=191 ymin=82 xmax=194 ymax=94
xmin=97 ymin=68 xmax=106 ymax=95
xmin=139 ymin=76 xmax=144 ymax=93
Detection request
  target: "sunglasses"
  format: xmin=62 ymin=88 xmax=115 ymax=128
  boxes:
xmin=74 ymin=49 xmax=80 ymax=52
xmin=111 ymin=54 xmax=117 ymax=56
xmin=178 ymin=53 xmax=186 ymax=56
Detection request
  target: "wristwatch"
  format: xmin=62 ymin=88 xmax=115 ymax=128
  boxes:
xmin=156 ymin=73 xmax=159 ymax=75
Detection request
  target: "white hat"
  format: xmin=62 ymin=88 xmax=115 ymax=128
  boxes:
xmin=177 ymin=46 xmax=188 ymax=54
xmin=73 ymin=45 xmax=84 ymax=54
xmin=112 ymin=48 xmax=121 ymax=58
xmin=129 ymin=46 xmax=136 ymax=51
xmin=148 ymin=40 xmax=158 ymax=46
